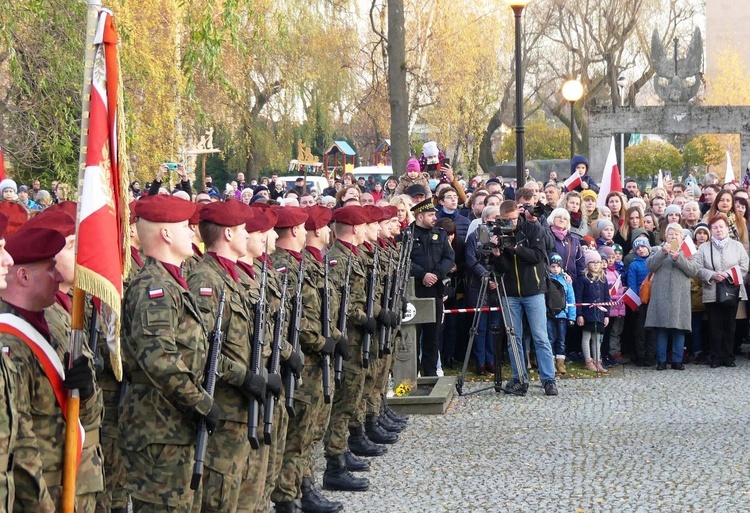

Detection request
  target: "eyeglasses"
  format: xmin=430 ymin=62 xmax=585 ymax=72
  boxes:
xmin=442 ymin=195 xmax=458 ymax=200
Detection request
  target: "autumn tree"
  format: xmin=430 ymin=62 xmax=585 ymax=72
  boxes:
xmin=625 ymin=139 xmax=682 ymax=182
xmin=682 ymin=134 xmax=724 ymax=172
xmin=495 ymin=117 xmax=569 ymax=163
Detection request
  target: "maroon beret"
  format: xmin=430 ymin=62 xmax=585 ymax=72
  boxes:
xmin=274 ymin=206 xmax=308 ymax=229
xmin=135 ymin=195 xmax=196 ymax=223
xmin=189 ymin=203 xmax=205 ymax=225
xmin=362 ymin=205 xmax=386 ymax=223
xmin=6 ymin=227 xmax=66 ymax=265
xmin=23 ymin=209 xmax=76 ymax=237
xmin=0 ymin=202 xmax=29 ymax=236
xmin=304 ymin=206 xmax=332 ymax=231
xmin=0 ymin=212 xmax=8 ymax=239
xmin=47 ymin=200 xmax=77 ymax=220
xmin=332 ymin=205 xmax=369 ymax=226
xmin=128 ymin=201 xmax=138 ymax=225
xmin=246 ymin=208 xmax=277 ymax=233
xmin=381 ymin=205 xmax=399 ymax=220
xmin=200 ymin=199 xmax=249 ymax=227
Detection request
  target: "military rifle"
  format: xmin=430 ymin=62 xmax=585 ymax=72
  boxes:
xmin=362 ymin=245 xmax=379 ymax=369
xmin=284 ymin=256 xmax=305 ymax=416
xmin=334 ymin=256 xmax=353 ymax=388
xmin=379 ymin=250 xmax=394 ymax=356
xmin=390 ymin=228 xmax=415 ymax=336
xmin=264 ymin=270 xmax=289 ymax=445
xmin=191 ymin=287 xmax=227 ymax=490
xmin=248 ymin=250 xmax=268 ymax=450
xmin=321 ymin=256 xmax=332 ymax=404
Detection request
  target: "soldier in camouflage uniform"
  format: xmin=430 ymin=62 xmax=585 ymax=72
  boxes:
xmin=182 ymin=203 xmax=205 ymax=277
xmin=1 ymin=226 xmax=102 ymax=512
xmin=264 ymin=207 xmax=308 ymax=511
xmin=187 ymin=201 xmax=267 ymax=513
xmin=272 ymin=205 xmax=343 ymax=513
xmin=119 ymin=195 xmax=246 ymax=512
xmin=322 ymin=206 xmax=382 ymax=492
xmin=0 ymin=213 xmax=21 ymax=512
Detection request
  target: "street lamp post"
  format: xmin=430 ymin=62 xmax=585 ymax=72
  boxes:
xmin=505 ymin=0 xmax=531 ymax=186
xmin=617 ymin=75 xmax=629 ymax=186
xmin=561 ymin=79 xmax=584 ymax=162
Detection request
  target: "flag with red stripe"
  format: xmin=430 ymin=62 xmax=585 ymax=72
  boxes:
xmin=563 ymin=172 xmax=582 ymax=191
xmin=74 ymin=9 xmax=129 ymax=381
xmin=0 ymin=147 xmax=6 ymax=181
xmin=622 ymin=288 xmax=642 ymax=311
xmin=609 ymin=275 xmax=622 ymax=297
xmin=728 ymin=265 xmax=743 ymax=285
xmin=680 ymin=236 xmax=697 ymax=259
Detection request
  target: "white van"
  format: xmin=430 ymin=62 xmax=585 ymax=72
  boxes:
xmin=278 ymin=175 xmax=329 ymax=195
xmin=352 ymin=166 xmax=393 ymax=184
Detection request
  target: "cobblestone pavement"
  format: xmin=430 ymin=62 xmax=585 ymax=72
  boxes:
xmin=313 ymin=360 xmax=750 ymax=512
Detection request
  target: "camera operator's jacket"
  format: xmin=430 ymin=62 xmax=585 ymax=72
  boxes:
xmin=492 ymin=217 xmax=548 ymax=297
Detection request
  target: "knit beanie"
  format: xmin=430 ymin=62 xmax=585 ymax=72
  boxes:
xmin=406 ymin=158 xmax=421 ymax=173
xmin=597 ymin=219 xmax=614 ymax=233
xmin=612 ymin=243 xmax=623 ymax=254
xmin=584 ymin=250 xmax=602 ymax=266
xmin=694 ymin=222 xmax=710 ymax=239
xmin=598 ymin=245 xmax=615 ymax=259
xmin=664 ymin=204 xmax=681 ymax=217
xmin=633 ymin=237 xmax=650 ymax=250
xmin=581 ymin=190 xmax=598 ymax=202
xmin=0 ymin=179 xmax=17 ymax=194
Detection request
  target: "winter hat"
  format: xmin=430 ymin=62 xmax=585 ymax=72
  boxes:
xmin=582 ymin=235 xmax=596 ymax=247
xmin=664 ymin=204 xmax=681 ymax=217
xmin=423 ymin=141 xmax=439 ymax=161
xmin=549 ymin=253 xmax=563 ymax=265
xmin=628 ymin=197 xmax=647 ymax=212
xmin=631 ymin=228 xmax=648 ymax=240
xmin=694 ymin=222 xmax=710 ymax=239
xmin=633 ymin=237 xmax=650 ymax=250
xmin=612 ymin=243 xmax=624 ymax=254
xmin=580 ymin=189 xmax=598 ymax=202
xmin=584 ymin=250 xmax=602 ymax=266
xmin=598 ymin=246 xmax=615 ymax=259
xmin=405 ymin=158 xmax=421 ymax=173
xmin=0 ymin=179 xmax=17 ymax=194
xmin=597 ymin=219 xmax=614 ymax=233
xmin=599 ymin=205 xmax=612 ymax=217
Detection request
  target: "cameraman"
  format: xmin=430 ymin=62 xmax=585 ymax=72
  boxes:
xmin=491 ymin=200 xmax=558 ymax=396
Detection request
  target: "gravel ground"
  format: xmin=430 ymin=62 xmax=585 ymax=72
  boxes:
xmin=311 ymin=360 xmax=750 ymax=512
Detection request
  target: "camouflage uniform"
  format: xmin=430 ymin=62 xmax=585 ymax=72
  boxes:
xmin=188 ymin=253 xmax=252 ymax=513
xmin=181 ymin=243 xmax=204 ymax=278
xmin=323 ymin=240 xmax=378 ymax=457
xmin=0 ymin=321 xmax=19 ymax=512
xmin=271 ymin=246 xmax=338 ymax=504
xmin=4 ymin=300 xmax=104 ymax=512
xmin=119 ymin=258 xmax=245 ymax=512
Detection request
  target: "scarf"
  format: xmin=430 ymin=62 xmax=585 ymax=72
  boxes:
xmin=569 ymin=210 xmax=582 ymax=228
xmin=712 ymin=236 xmax=729 ymax=250
xmin=550 ymin=226 xmax=569 ymax=240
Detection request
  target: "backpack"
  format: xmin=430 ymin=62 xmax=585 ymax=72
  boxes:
xmin=545 ymin=276 xmax=567 ymax=318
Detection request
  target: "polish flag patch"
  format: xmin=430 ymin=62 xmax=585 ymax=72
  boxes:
xmin=276 ymin=266 xmax=287 ymax=274
xmin=199 ymin=287 xmax=213 ymax=296
xmin=149 ymin=289 xmax=164 ymax=299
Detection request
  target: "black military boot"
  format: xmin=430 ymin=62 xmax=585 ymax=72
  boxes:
xmin=322 ymin=454 xmax=370 ymax=492
xmin=344 ymin=450 xmax=371 ymax=472
xmin=365 ymin=415 xmax=398 ymax=444
xmin=273 ymin=500 xmax=299 ymax=513
xmin=348 ymin=424 xmax=387 ymax=456
xmin=378 ymin=413 xmax=404 ymax=433
xmin=384 ymin=404 xmax=408 ymax=424
xmin=111 ymin=509 xmax=128 ymax=513
xmin=301 ymin=477 xmax=343 ymax=512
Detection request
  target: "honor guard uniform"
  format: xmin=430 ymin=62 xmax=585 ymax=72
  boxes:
xmin=272 ymin=205 xmax=342 ymax=513
xmin=187 ymin=200 xmax=265 ymax=513
xmin=2 ymin=226 xmax=102 ymax=512
xmin=0 ymin=213 xmax=21 ymax=512
xmin=119 ymin=195 xmax=244 ymax=512
xmin=126 ymin=200 xmax=144 ymax=288
xmin=322 ymin=206 xmax=377 ymax=492
xmin=182 ymin=204 xmax=206 ymax=277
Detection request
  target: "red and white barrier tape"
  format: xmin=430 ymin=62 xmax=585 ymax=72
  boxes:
xmin=444 ymin=301 xmax=621 ymax=314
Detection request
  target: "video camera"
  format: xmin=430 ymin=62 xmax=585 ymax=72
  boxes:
xmin=477 ymin=218 xmax=516 ymax=252
xmin=521 ymin=203 xmax=545 ymax=219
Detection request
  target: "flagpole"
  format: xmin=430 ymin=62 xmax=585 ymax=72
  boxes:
xmin=62 ymin=1 xmax=101 ymax=511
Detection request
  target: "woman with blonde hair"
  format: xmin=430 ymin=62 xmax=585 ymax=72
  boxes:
xmin=390 ymin=194 xmax=414 ymax=230
xmin=605 ymin=191 xmax=628 ymax=229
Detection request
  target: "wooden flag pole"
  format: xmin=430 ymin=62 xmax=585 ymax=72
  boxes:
xmin=62 ymin=1 xmax=101 ymax=511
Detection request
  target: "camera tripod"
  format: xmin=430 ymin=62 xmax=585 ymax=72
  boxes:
xmin=455 ymin=269 xmax=525 ymax=396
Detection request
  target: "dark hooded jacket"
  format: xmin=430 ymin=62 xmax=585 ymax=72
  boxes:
xmin=568 ymin=155 xmax=600 ymax=194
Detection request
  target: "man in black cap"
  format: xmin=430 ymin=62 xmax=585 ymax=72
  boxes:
xmin=406 ymin=184 xmax=427 ymax=205
xmin=408 ymin=198 xmax=454 ymax=376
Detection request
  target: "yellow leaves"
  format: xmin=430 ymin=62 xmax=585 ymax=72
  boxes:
xmin=705 ymin=46 xmax=750 ymax=107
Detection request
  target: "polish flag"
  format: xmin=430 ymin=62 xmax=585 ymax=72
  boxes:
xmin=609 ymin=275 xmax=621 ymax=297
xmin=728 ymin=265 xmax=743 ymax=285
xmin=680 ymin=236 xmax=697 ymax=259
xmin=597 ymin=137 xmax=623 ymax=207
xmin=725 ymin=150 xmax=735 ymax=184
xmin=622 ymin=288 xmax=642 ymax=311
xmin=0 ymin=147 xmax=6 ymax=181
xmin=563 ymin=172 xmax=582 ymax=191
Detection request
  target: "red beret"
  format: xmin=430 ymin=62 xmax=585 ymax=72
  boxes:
xmin=274 ymin=206 xmax=308 ymax=229
xmin=47 ymin=201 xmax=77 ymax=220
xmin=135 ymin=195 xmax=196 ymax=223
xmin=200 ymin=199 xmax=249 ymax=227
xmin=189 ymin=203 xmax=205 ymax=225
xmin=23 ymin=209 xmax=76 ymax=237
xmin=332 ymin=205 xmax=369 ymax=226
xmin=362 ymin=205 xmax=386 ymax=223
xmin=246 ymin=207 xmax=277 ymax=233
xmin=0 ymin=202 xmax=29 ymax=236
xmin=6 ymin=227 xmax=66 ymax=265
xmin=381 ymin=205 xmax=399 ymax=220
xmin=128 ymin=201 xmax=138 ymax=225
xmin=304 ymin=206 xmax=332 ymax=231
xmin=0 ymin=212 xmax=8 ymax=239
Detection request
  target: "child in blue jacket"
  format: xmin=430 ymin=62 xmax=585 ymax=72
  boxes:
xmin=626 ymin=236 xmax=654 ymax=366
xmin=547 ymin=253 xmax=576 ymax=375
xmin=574 ymin=250 xmax=610 ymax=373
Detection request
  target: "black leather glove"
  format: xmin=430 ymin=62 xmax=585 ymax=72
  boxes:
xmin=377 ymin=310 xmax=391 ymax=327
xmin=389 ymin=310 xmax=400 ymax=328
xmin=241 ymin=370 xmax=266 ymax=402
xmin=336 ymin=335 xmax=350 ymax=361
xmin=194 ymin=403 xmax=220 ymax=436
xmin=64 ymin=353 xmax=95 ymax=400
xmin=364 ymin=317 xmax=377 ymax=335
xmin=322 ymin=337 xmax=337 ymax=356
xmin=283 ymin=351 xmax=303 ymax=376
xmin=267 ymin=373 xmax=283 ymax=398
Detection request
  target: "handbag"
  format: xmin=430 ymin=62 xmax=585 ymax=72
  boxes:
xmin=639 ymin=273 xmax=654 ymax=304
xmin=711 ymin=244 xmax=741 ymax=306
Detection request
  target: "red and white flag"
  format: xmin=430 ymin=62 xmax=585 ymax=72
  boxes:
xmin=728 ymin=265 xmax=743 ymax=285
xmin=680 ymin=236 xmax=697 ymax=259
xmin=563 ymin=172 xmax=582 ymax=191
xmin=75 ymin=9 xmax=129 ymax=381
xmin=597 ymin=137 xmax=623 ymax=207
xmin=609 ymin=275 xmax=622 ymax=297
xmin=0 ymin=147 xmax=6 ymax=181
xmin=622 ymin=288 xmax=642 ymax=311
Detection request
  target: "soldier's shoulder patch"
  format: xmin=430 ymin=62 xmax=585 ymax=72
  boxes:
xmin=149 ymin=288 xmax=164 ymax=299
xmin=199 ymin=287 xmax=213 ymax=296
xmin=276 ymin=266 xmax=287 ymax=274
